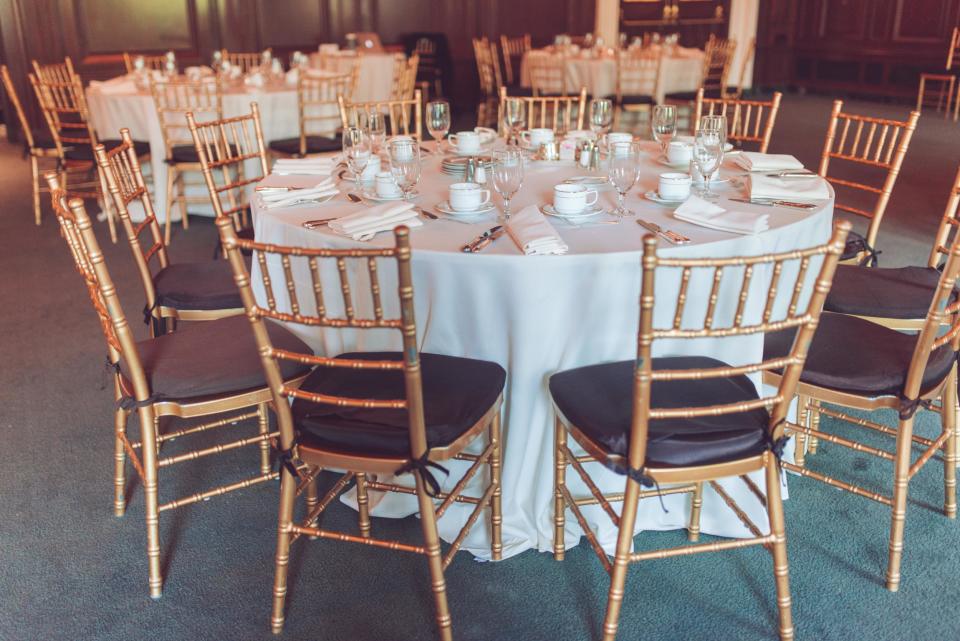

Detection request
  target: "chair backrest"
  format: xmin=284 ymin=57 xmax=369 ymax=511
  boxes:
xmin=700 ymin=37 xmax=737 ymax=95
xmin=693 ymin=90 xmax=782 ymax=153
xmin=391 ymin=54 xmax=419 ymax=100
xmin=215 ymin=217 xmax=431 ymax=461
xmin=625 ymin=222 xmax=850 ymax=473
xmin=473 ymin=38 xmax=503 ymax=97
xmin=122 ymin=52 xmax=168 ymax=74
xmin=296 ymin=70 xmax=356 ymax=153
xmin=222 ymin=50 xmax=264 ymax=74
xmin=187 ymin=102 xmax=270 ymax=232
xmin=499 ymin=34 xmax=531 ymax=85
xmin=338 ymin=89 xmax=423 ymax=139
xmin=528 ymin=53 xmax=567 ymax=96
xmin=150 ymin=77 xmax=224 ymax=160
xmin=615 ymin=49 xmax=662 ymax=102
xmin=31 ymin=58 xmax=77 ymax=85
xmin=817 ymin=100 xmax=920 ymax=249
xmin=29 ymin=68 xmax=96 ymax=159
xmin=728 ymin=37 xmax=756 ymax=99
xmin=946 ymin=27 xmax=960 ymax=70
xmin=498 ymin=86 xmax=586 ymax=135
xmin=926 ymin=163 xmax=960 ymax=269
xmin=93 ymin=129 xmax=170 ymax=313
xmin=1 ymin=64 xmax=38 ymax=150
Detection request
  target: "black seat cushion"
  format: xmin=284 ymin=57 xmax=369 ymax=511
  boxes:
xmin=549 ymin=356 xmax=770 ymax=469
xmin=169 ymin=142 xmax=242 ymax=164
xmin=268 ymin=135 xmax=342 ymax=156
xmin=64 ymin=138 xmax=150 ymax=161
xmin=620 ymin=94 xmax=655 ymax=106
xmin=763 ymin=312 xmax=955 ymax=397
xmin=664 ymin=89 xmax=722 ymax=102
xmin=293 ymin=352 xmax=506 ymax=458
xmin=120 ymin=314 xmax=313 ymax=402
xmin=824 ymin=264 xmax=949 ymax=319
xmin=506 ymin=86 xmax=535 ymax=97
xmin=153 ymin=260 xmax=244 ymax=311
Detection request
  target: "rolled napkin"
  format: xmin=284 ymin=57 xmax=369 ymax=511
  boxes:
xmin=749 ymin=174 xmax=830 ymax=201
xmin=674 ymin=195 xmax=769 ymax=235
xmin=272 ymin=157 xmax=338 ymax=176
xmin=259 ymin=178 xmax=339 ymax=209
xmin=328 ymin=202 xmax=422 ymax=241
xmin=506 ymin=205 xmax=569 ymax=255
xmin=734 ymin=152 xmax=805 ymax=172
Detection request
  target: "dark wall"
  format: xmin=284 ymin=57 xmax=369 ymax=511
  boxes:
xmin=0 ymin=0 xmax=595 ymax=141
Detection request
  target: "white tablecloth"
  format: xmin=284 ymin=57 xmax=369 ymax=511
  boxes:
xmin=520 ymin=46 xmax=705 ymax=103
xmin=307 ymin=51 xmax=401 ymax=103
xmin=252 ymin=145 xmax=834 ymax=560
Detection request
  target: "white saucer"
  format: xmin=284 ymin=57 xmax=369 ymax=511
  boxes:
xmin=692 ymin=176 xmax=731 ymax=185
xmin=541 ymin=204 xmax=604 ymax=220
xmin=361 ymin=188 xmax=419 ymax=202
xmin=436 ymin=201 xmax=497 ymax=216
xmin=563 ymin=176 xmax=609 ymax=186
xmin=644 ymin=190 xmax=687 ymax=205
xmin=654 ymin=155 xmax=692 ymax=169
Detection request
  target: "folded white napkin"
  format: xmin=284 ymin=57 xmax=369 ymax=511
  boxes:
xmin=272 ymin=157 xmax=338 ymax=176
xmin=734 ymin=152 xmax=805 ymax=172
xmin=674 ymin=195 xmax=769 ymax=235
xmin=749 ymin=174 xmax=830 ymax=201
xmin=260 ymin=178 xmax=339 ymax=209
xmin=506 ymin=205 xmax=568 ymax=255
xmin=328 ymin=202 xmax=422 ymax=241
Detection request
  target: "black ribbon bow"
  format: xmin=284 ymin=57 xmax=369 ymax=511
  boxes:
xmin=396 ymin=452 xmax=450 ymax=498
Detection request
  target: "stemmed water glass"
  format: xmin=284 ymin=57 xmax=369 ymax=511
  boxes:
xmin=426 ymin=100 xmax=451 ymax=155
xmin=503 ymin=98 xmax=526 ymax=147
xmin=652 ymin=105 xmax=677 ymax=156
xmin=492 ymin=149 xmax=524 ymax=219
xmin=365 ymin=108 xmax=386 ymax=155
xmin=693 ymin=130 xmax=723 ymax=200
xmin=387 ymin=138 xmax=421 ymax=200
xmin=607 ymin=141 xmax=641 ymax=217
xmin=342 ymin=126 xmax=371 ymax=194
xmin=698 ymin=114 xmax=727 ymax=147
xmin=589 ymin=98 xmax=614 ymax=141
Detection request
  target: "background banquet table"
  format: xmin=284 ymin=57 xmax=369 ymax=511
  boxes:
xmin=520 ymin=46 xmax=705 ymax=103
xmin=251 ymin=145 xmax=834 ymax=560
xmin=308 ymin=50 xmax=402 ymax=100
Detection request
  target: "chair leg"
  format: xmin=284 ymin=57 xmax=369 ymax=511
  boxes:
xmin=355 ymin=473 xmax=372 ymax=537
xmin=137 ymin=406 xmax=163 ymax=599
xmin=916 ymin=77 xmax=926 ymax=112
xmin=415 ymin=475 xmax=453 ymax=641
xmin=490 ymin=411 xmax=503 ymax=560
xmin=794 ymin=395 xmax=809 ymax=468
xmin=766 ymin=458 xmax=794 ymax=641
xmin=600 ymin=475 xmax=643 ymax=641
xmin=113 ymin=403 xmax=129 ymax=517
xmin=30 ymin=155 xmax=42 ymax=225
xmin=257 ymin=402 xmax=271 ymax=475
xmin=177 ymin=171 xmax=189 ymax=232
xmin=553 ymin=416 xmax=568 ymax=561
xmin=886 ymin=414 xmax=916 ymax=592
xmin=98 ymin=169 xmax=118 ymax=244
xmin=164 ymin=166 xmax=176 ymax=245
xmin=270 ymin=465 xmax=298 ymax=634
xmin=807 ymin=399 xmax=821 ymax=455
xmin=943 ymin=370 xmax=958 ymax=519
xmin=687 ymin=481 xmax=703 ymax=542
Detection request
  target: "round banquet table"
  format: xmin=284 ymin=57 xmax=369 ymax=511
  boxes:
xmin=251 ymin=144 xmax=835 ymax=560
xmin=520 ymin=46 xmax=705 ymax=103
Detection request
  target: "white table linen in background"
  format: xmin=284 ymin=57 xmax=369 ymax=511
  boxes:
xmin=251 ymin=145 xmax=834 ymax=560
xmin=307 ymin=51 xmax=401 ymax=102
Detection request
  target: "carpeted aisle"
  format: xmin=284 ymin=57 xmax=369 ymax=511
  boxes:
xmin=2 ymin=94 xmax=960 ymax=641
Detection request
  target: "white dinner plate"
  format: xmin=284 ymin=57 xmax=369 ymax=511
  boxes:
xmin=540 ymin=204 xmax=605 ymax=220
xmin=644 ymin=190 xmax=687 ymax=206
xmin=435 ymin=201 xmax=497 ymax=216
xmin=360 ymin=188 xmax=419 ymax=202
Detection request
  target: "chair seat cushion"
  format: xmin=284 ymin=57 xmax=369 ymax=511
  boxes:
xmin=169 ymin=144 xmax=201 ymax=164
xmin=153 ymin=261 xmax=244 ymax=311
xmin=763 ymin=312 xmax=955 ymax=397
xmin=506 ymin=86 xmax=535 ymax=97
xmin=120 ymin=315 xmax=313 ymax=402
xmin=268 ymin=135 xmax=342 ymax=156
xmin=549 ymin=356 xmax=770 ymax=469
xmin=664 ymin=90 xmax=721 ymax=102
xmin=824 ymin=264 xmax=948 ymax=319
xmin=293 ymin=352 xmax=506 ymax=458
xmin=64 ymin=138 xmax=150 ymax=161
xmin=620 ymin=94 xmax=655 ymax=106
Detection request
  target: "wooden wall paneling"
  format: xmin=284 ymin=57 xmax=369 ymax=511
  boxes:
xmin=253 ymin=0 xmax=324 ymax=56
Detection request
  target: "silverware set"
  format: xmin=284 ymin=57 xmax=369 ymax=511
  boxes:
xmin=728 ymin=197 xmax=817 ymax=210
xmin=461 ymin=225 xmax=506 ymax=252
xmin=635 ymin=218 xmax=690 ymax=244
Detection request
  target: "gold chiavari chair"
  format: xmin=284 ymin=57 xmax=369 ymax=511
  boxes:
xmin=917 ymin=27 xmax=960 ymax=119
xmin=664 ymin=37 xmax=737 ymax=113
xmin=187 ymin=102 xmax=269 ymax=242
xmin=94 ymin=129 xmax=244 ymax=336
xmin=818 ymin=100 xmax=920 ymax=265
xmin=474 ymin=37 xmax=505 ymax=128
xmin=725 ymin=37 xmax=756 ymax=99
xmin=215 ymin=219 xmax=505 ymax=639
xmin=551 ymin=223 xmax=850 ymax=641
xmin=268 ymin=70 xmax=356 ymax=158
xmin=500 ymin=33 xmax=532 ymax=86
xmin=44 ymin=174 xmax=314 ymax=599
xmin=1 ymin=64 xmax=59 ymax=225
xmin=693 ymin=89 xmax=782 ymax=153
xmin=528 ymin=52 xmax=567 ymax=96
xmin=413 ymin=36 xmax=444 ymax=99
xmin=150 ymin=76 xmax=224 ymax=243
xmin=763 ymin=222 xmax=960 ymax=592
xmin=338 ymin=89 xmax=423 ymax=140
xmin=221 ymin=49 xmax=264 ymax=73
xmin=122 ymin=52 xmax=168 ymax=74
xmin=31 ymin=58 xmax=76 ymax=85
xmin=391 ymin=53 xmax=420 ymax=100
xmin=613 ymin=48 xmax=662 ymax=129
xmin=498 ymin=86 xmax=587 ymax=135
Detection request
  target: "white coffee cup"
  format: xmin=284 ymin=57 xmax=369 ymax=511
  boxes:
xmin=658 ymin=172 xmax=692 ymax=201
xmin=449 ymin=182 xmax=491 ymax=211
xmin=375 ymin=171 xmax=401 ymax=198
xmin=605 ymin=132 xmax=633 ymax=148
xmin=554 ymin=183 xmax=599 ymax=215
xmin=359 ymin=154 xmax=381 ymax=183
xmin=666 ymin=140 xmax=693 ymax=166
xmin=448 ymin=131 xmax=482 ymax=155
xmin=521 ymin=128 xmax=555 ymax=148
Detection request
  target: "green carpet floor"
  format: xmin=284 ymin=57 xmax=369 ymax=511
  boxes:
xmin=2 ymin=93 xmax=960 ymax=640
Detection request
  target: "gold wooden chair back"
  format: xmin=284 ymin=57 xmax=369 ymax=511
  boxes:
xmin=528 ymin=53 xmax=567 ymax=96
xmin=499 ymin=33 xmax=531 ymax=85
xmin=694 ymin=90 xmax=782 ymax=153
xmin=615 ymin=48 xmax=662 ymax=102
xmin=338 ymin=89 xmax=423 ymax=140
xmin=222 ymin=50 xmax=264 ymax=73
xmin=122 ymin=52 xmax=168 ymax=74
xmin=31 ymin=57 xmax=77 ymax=85
xmin=295 ymin=70 xmax=356 ymax=152
xmin=498 ymin=86 xmax=586 ymax=135
xmin=945 ymin=26 xmax=960 ymax=70
xmin=916 ymin=28 xmax=960 ymax=118
xmin=391 ymin=54 xmax=419 ymax=100
xmin=150 ymin=77 xmax=224 ymax=161
xmin=29 ymin=68 xmax=94 ymax=158
xmin=727 ymin=37 xmax=756 ymax=99
xmin=187 ymin=102 xmax=269 ymax=232
xmin=818 ymin=100 xmax=920 ymax=251
xmin=927 ymin=162 xmax=960 ymax=269
xmin=701 ymin=37 xmax=737 ymax=96
xmin=473 ymin=38 xmax=503 ymax=97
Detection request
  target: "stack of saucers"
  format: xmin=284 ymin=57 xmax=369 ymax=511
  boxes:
xmin=440 ymin=155 xmax=494 ymax=178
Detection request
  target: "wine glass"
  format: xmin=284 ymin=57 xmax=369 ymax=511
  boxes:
xmin=342 ymin=126 xmax=371 ymax=194
xmin=589 ymin=98 xmax=614 ymax=142
xmin=365 ymin=108 xmax=386 ymax=155
xmin=426 ymin=100 xmax=451 ymax=155
xmin=693 ymin=130 xmax=723 ymax=200
xmin=387 ymin=139 xmax=421 ymax=200
xmin=652 ymin=105 xmax=677 ymax=156
xmin=502 ymin=98 xmax=526 ymax=147
xmin=698 ymin=114 xmax=728 ymax=150
xmin=607 ymin=141 xmax=640 ymax=217
xmin=492 ymin=149 xmax=524 ymax=220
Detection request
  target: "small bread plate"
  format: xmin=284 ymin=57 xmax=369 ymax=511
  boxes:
xmin=435 ymin=201 xmax=497 ymax=216
xmin=360 ymin=188 xmax=419 ymax=202
xmin=540 ymin=203 xmax=605 ymax=220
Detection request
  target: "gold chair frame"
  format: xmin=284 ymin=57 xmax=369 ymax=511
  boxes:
xmin=45 ymin=174 xmax=308 ymax=599
xmin=528 ymin=52 xmax=567 ymax=96
xmin=391 ymin=53 xmax=419 ymax=101
xmin=473 ymin=38 xmax=504 ymax=128
xmin=916 ymin=27 xmax=960 ymax=120
xmin=338 ymin=89 xmax=423 ymax=140
xmin=694 ymin=89 xmax=782 ymax=153
xmin=497 ymin=86 xmax=587 ymax=135
xmin=31 ymin=58 xmax=77 ymax=85
xmin=554 ymin=223 xmax=850 ymax=641
xmin=818 ymin=100 xmax=919 ymax=262
xmin=613 ymin=48 xmax=663 ymax=129
xmin=221 ymin=50 xmax=264 ymax=74
xmin=215 ymin=219 xmax=503 ymax=640
xmin=122 ymin=52 xmax=168 ymax=74
xmin=500 ymin=33 xmax=531 ymax=86
xmin=726 ymin=37 xmax=756 ymax=99
xmin=268 ymin=70 xmax=357 ymax=160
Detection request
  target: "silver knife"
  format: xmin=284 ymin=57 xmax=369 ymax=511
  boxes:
xmin=729 ymin=197 xmax=817 ymax=210
xmin=462 ymin=225 xmax=505 ymax=252
xmin=635 ymin=219 xmax=690 ymax=244
xmin=764 ymin=171 xmax=816 ymax=178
